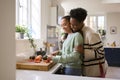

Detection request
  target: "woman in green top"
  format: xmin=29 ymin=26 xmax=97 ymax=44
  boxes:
xmin=48 ymin=15 xmax=83 ymax=76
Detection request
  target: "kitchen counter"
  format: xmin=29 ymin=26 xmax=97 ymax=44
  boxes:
xmin=16 ymin=63 xmax=118 ymax=80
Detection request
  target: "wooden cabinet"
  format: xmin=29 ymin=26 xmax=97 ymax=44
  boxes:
xmin=104 ymin=48 xmax=120 ymax=67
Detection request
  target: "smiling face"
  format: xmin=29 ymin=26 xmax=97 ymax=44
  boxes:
xmin=60 ymin=18 xmax=72 ymax=33
xmin=70 ymin=18 xmax=83 ymax=32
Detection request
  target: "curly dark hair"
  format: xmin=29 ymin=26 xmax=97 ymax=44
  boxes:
xmin=70 ymin=8 xmax=87 ymax=22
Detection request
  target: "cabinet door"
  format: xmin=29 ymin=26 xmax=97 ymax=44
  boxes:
xmin=105 ymin=48 xmax=120 ymax=67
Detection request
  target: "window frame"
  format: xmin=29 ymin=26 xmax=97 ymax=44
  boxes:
xmin=16 ymin=0 xmax=41 ymax=39
xmin=85 ymin=15 xmax=105 ymax=32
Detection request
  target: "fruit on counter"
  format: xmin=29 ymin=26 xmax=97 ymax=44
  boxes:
xmin=34 ymin=55 xmax=42 ymax=63
xmin=29 ymin=55 xmax=35 ymax=60
xmin=42 ymin=55 xmax=47 ymax=60
xmin=28 ymin=55 xmax=52 ymax=63
xmin=42 ymin=55 xmax=51 ymax=63
xmin=28 ymin=55 xmax=35 ymax=62
xmin=43 ymin=59 xmax=50 ymax=63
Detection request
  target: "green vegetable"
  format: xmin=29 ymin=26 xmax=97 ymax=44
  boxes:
xmin=42 ymin=55 xmax=48 ymax=60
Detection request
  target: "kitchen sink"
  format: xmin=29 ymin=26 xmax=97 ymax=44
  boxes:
xmin=52 ymin=65 xmax=65 ymax=75
xmin=52 ymin=65 xmax=82 ymax=76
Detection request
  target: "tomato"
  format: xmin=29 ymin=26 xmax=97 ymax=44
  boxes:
xmin=34 ymin=55 xmax=42 ymax=63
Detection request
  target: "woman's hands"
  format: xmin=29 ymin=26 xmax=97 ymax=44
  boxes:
xmin=46 ymin=50 xmax=59 ymax=61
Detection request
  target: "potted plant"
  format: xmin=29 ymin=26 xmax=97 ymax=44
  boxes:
xmin=16 ymin=25 xmax=28 ymax=39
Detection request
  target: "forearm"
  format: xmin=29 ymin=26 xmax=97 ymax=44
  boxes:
xmin=52 ymin=52 xmax=81 ymax=63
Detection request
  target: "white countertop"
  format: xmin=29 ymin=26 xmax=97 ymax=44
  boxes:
xmin=16 ymin=63 xmax=118 ymax=80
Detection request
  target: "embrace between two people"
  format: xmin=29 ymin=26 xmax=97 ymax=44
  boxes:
xmin=47 ymin=7 xmax=108 ymax=77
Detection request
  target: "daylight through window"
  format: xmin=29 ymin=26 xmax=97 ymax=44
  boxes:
xmin=16 ymin=0 xmax=41 ymax=39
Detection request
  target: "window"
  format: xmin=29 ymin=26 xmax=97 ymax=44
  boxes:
xmin=98 ymin=16 xmax=105 ymax=30
xmin=85 ymin=15 xmax=106 ymax=36
xmin=16 ymin=0 xmax=41 ymax=39
xmin=89 ymin=16 xmax=97 ymax=31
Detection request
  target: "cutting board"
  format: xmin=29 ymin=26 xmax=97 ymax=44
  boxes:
xmin=16 ymin=60 xmax=56 ymax=71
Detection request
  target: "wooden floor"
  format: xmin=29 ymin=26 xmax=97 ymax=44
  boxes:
xmin=106 ymin=66 xmax=120 ymax=79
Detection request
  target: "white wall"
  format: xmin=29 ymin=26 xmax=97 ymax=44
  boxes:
xmin=0 ymin=0 xmax=16 ymax=80
xmin=105 ymin=12 xmax=120 ymax=46
xmin=50 ymin=7 xmax=57 ymax=26
xmin=16 ymin=39 xmax=44 ymax=55
xmin=61 ymin=0 xmax=120 ymax=14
